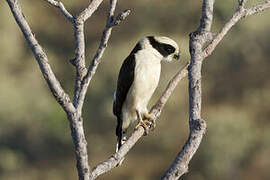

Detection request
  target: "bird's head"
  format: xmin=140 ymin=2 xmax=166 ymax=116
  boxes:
xmin=138 ymin=36 xmax=180 ymax=62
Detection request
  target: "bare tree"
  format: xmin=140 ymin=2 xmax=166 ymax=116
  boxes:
xmin=5 ymin=0 xmax=270 ymax=179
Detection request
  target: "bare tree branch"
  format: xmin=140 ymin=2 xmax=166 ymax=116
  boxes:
xmin=6 ymin=0 xmax=75 ymax=114
xmin=199 ymin=0 xmax=215 ymax=32
xmin=7 ymin=0 xmax=270 ymax=179
xmin=203 ymin=0 xmax=270 ymax=58
xmin=245 ymin=0 xmax=270 ymax=16
xmin=78 ymin=0 xmax=104 ymax=22
xmin=110 ymin=9 xmax=131 ymax=27
xmin=168 ymin=1 xmax=217 ymax=177
xmin=238 ymin=0 xmax=248 ymax=7
xmin=6 ymin=0 xmax=128 ymax=179
xmin=92 ymin=126 xmax=145 ymax=179
xmin=162 ymin=0 xmax=270 ymax=179
xmin=6 ymin=1 xmax=91 ymax=179
xmin=76 ymin=1 xmax=130 ymax=114
xmin=69 ymin=1 xmax=107 ymax=108
xmin=161 ymin=119 xmax=206 ymax=180
xmin=72 ymin=21 xmax=87 ymax=108
xmin=44 ymin=0 xmax=74 ymax=22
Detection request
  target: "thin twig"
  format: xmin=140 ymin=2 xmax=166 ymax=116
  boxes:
xmin=203 ymin=0 xmax=270 ymax=58
xmin=6 ymin=0 xmax=75 ymax=114
xmin=245 ymin=0 xmax=270 ymax=16
xmin=110 ymin=9 xmax=131 ymax=27
xmin=71 ymin=0 xmax=106 ymax=108
xmin=76 ymin=1 xmax=130 ymax=114
xmin=44 ymin=0 xmax=74 ymax=22
xmin=77 ymin=0 xmax=104 ymax=22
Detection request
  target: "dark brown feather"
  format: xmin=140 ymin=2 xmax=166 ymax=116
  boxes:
xmin=113 ymin=54 xmax=135 ymax=118
xmin=113 ymin=42 xmax=141 ymax=148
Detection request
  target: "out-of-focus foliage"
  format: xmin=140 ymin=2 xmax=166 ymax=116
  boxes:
xmin=0 ymin=0 xmax=270 ymax=179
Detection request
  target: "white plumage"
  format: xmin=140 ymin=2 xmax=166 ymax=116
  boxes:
xmin=122 ymin=39 xmax=162 ymax=130
xmin=113 ymin=36 xmax=180 ymax=152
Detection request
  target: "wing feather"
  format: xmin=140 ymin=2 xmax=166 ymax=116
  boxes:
xmin=113 ymin=42 xmax=141 ymax=118
xmin=113 ymin=54 xmax=136 ymax=118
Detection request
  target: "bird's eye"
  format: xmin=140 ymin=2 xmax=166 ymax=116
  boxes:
xmin=164 ymin=45 xmax=175 ymax=54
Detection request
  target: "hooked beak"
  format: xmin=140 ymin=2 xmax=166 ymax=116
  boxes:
xmin=173 ymin=51 xmax=180 ymax=60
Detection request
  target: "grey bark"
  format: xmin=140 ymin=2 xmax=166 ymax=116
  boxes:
xmin=5 ymin=0 xmax=129 ymax=179
xmin=5 ymin=0 xmax=270 ymax=179
xmin=162 ymin=0 xmax=270 ymax=179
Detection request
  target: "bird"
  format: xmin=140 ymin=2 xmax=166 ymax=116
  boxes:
xmin=113 ymin=36 xmax=180 ymax=152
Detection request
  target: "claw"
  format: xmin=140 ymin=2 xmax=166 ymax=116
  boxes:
xmin=135 ymin=110 xmax=150 ymax=135
xmin=143 ymin=112 xmax=156 ymax=130
xmin=135 ymin=119 xmax=150 ymax=135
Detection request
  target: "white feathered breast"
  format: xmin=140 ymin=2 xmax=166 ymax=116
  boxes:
xmin=121 ymin=48 xmax=161 ymax=130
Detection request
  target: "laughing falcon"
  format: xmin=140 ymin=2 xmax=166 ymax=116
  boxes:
xmin=113 ymin=36 xmax=180 ymax=151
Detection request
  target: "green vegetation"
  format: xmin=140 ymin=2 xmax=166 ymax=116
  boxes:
xmin=1 ymin=1 xmax=270 ymax=179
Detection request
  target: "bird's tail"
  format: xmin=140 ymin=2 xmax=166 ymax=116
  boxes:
xmin=115 ymin=123 xmax=127 ymax=152
xmin=115 ymin=117 xmax=126 ymax=166
xmin=116 ymin=133 xmax=127 ymax=152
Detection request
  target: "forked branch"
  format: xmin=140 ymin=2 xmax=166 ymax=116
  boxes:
xmin=162 ymin=0 xmax=270 ymax=179
xmin=44 ymin=0 xmax=74 ymax=22
xmin=76 ymin=2 xmax=131 ymax=113
xmin=203 ymin=0 xmax=270 ymax=58
xmin=6 ymin=0 xmax=270 ymax=179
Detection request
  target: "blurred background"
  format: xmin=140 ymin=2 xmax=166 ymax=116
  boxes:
xmin=1 ymin=0 xmax=270 ymax=179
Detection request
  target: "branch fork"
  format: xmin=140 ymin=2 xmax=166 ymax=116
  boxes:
xmin=5 ymin=0 xmax=270 ymax=179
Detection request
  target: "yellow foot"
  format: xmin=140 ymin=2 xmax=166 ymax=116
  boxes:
xmin=143 ymin=112 xmax=156 ymax=130
xmin=135 ymin=119 xmax=151 ymax=135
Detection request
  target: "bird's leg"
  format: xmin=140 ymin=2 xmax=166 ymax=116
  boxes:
xmin=143 ymin=112 xmax=156 ymax=130
xmin=135 ymin=110 xmax=150 ymax=135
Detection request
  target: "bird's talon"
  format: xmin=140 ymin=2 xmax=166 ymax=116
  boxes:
xmin=143 ymin=113 xmax=154 ymax=121
xmin=143 ymin=113 xmax=156 ymax=131
xmin=135 ymin=120 xmax=150 ymax=135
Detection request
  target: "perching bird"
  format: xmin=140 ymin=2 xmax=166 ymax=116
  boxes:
xmin=113 ymin=36 xmax=180 ymax=152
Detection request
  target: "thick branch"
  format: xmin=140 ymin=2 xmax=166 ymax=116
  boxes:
xmin=203 ymin=0 xmax=270 ymax=58
xmin=162 ymin=1 xmax=270 ymax=179
xmin=6 ymin=1 xmax=92 ymax=179
xmin=44 ymin=0 xmax=74 ymax=22
xmin=92 ymin=126 xmax=145 ymax=179
xmin=161 ymin=119 xmax=206 ymax=180
xmin=198 ymin=0 xmax=215 ymax=32
xmin=91 ymin=65 xmax=189 ymax=179
xmin=6 ymin=0 xmax=75 ymax=114
xmin=71 ymin=1 xmax=107 ymax=107
xmin=72 ymin=21 xmax=87 ymax=108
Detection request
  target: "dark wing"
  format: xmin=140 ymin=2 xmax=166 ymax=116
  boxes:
xmin=113 ymin=54 xmax=136 ymax=118
xmin=113 ymin=43 xmax=141 ymax=150
xmin=113 ymin=42 xmax=141 ymax=118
